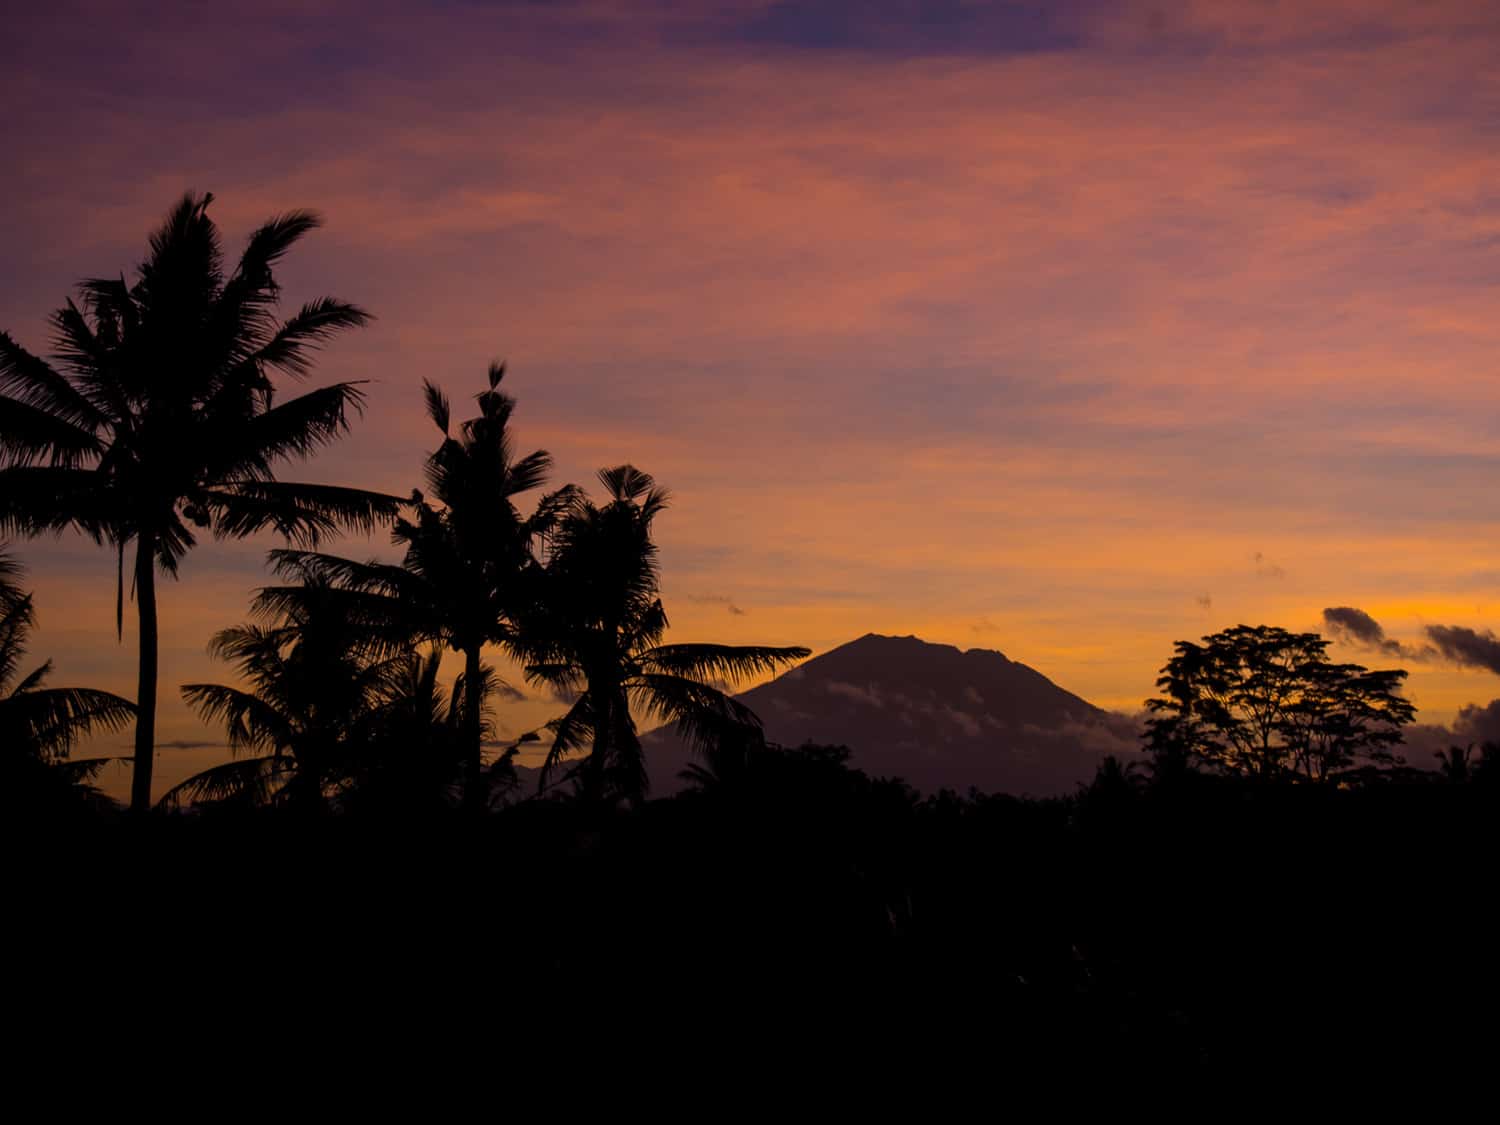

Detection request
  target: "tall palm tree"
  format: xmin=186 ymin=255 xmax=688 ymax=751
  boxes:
xmin=165 ymin=578 xmax=410 ymax=811
xmin=523 ymin=466 xmax=809 ymax=805
xmin=0 ymin=547 xmax=135 ymax=809
xmin=264 ymin=364 xmax=568 ymax=810
xmin=0 ymin=193 xmax=402 ymax=812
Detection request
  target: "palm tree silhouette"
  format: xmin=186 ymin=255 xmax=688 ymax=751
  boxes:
xmin=0 ymin=547 xmax=135 ymax=808
xmin=1435 ymin=745 xmax=1475 ymax=784
xmin=166 ymin=577 xmax=410 ymax=811
xmin=0 ymin=193 xmax=402 ymax=812
xmin=342 ymin=645 xmax=528 ymax=812
xmin=523 ymin=466 xmax=809 ymax=804
xmin=262 ymin=364 xmax=568 ymax=810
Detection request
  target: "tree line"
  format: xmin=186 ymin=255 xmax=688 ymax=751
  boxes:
xmin=0 ymin=193 xmax=806 ymax=815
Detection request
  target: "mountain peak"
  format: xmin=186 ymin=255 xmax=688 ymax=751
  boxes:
xmin=647 ymin=630 xmax=1141 ymax=797
xmin=842 ymin=631 xmax=1011 ymax=663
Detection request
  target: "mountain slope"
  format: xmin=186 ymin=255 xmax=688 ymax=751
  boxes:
xmin=645 ymin=632 xmax=1141 ymax=797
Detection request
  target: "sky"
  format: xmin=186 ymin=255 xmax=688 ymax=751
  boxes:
xmin=5 ymin=0 xmax=1500 ymax=798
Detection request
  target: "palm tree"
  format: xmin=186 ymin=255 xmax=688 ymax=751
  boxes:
xmin=345 ymin=645 xmax=531 ymax=813
xmin=0 ymin=547 xmax=135 ymax=810
xmin=263 ymin=364 xmax=567 ymax=810
xmin=523 ymin=466 xmax=809 ymax=805
xmin=165 ymin=578 xmax=410 ymax=811
xmin=0 ymin=193 xmax=402 ymax=812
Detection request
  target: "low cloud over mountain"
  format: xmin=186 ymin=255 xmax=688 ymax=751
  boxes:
xmin=644 ymin=633 xmax=1141 ymax=796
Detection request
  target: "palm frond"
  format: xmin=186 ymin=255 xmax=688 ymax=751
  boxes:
xmin=204 ymin=480 xmax=402 ymax=545
xmin=181 ymin=682 xmax=293 ymax=755
xmin=639 ymin=643 xmax=809 ymax=684
xmin=523 ymin=661 xmax=586 ymax=693
xmin=1 ymin=684 xmax=136 ymax=760
xmin=539 ymin=694 xmax=594 ymax=790
xmin=423 ymin=379 xmax=451 ymax=435
xmin=266 ymin=549 xmax=415 ymax=596
xmin=11 ymin=659 xmax=49 ymax=695
xmin=0 ymin=594 xmax=38 ymax=690
xmin=52 ymin=756 xmax=123 ymax=784
xmin=0 ymin=393 xmax=104 ymax=468
xmin=630 ymin=672 xmax=765 ymax=756
xmin=247 ymin=297 xmax=372 ymax=379
xmin=508 ymin=449 xmax=553 ymax=497
xmin=205 ymin=382 xmax=368 ymax=478
xmin=156 ymin=755 xmax=288 ymax=810
xmin=0 ymin=329 xmax=105 ymax=430
xmin=0 ymin=466 xmax=116 ymax=542
xmin=597 ymin=464 xmax=656 ymax=504
xmin=238 ymin=209 xmax=322 ymax=275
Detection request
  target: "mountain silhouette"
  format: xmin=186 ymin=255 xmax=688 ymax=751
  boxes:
xmin=643 ymin=632 xmax=1141 ymax=796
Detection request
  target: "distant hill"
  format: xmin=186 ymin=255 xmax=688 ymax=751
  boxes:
xmin=643 ymin=632 xmax=1141 ymax=797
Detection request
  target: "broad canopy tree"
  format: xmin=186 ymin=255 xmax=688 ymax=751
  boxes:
xmin=0 ymin=193 xmax=402 ymax=812
xmin=1144 ymin=624 xmax=1414 ymax=782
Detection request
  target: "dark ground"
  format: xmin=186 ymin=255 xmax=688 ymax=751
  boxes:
xmin=13 ymin=759 xmax=1499 ymax=1084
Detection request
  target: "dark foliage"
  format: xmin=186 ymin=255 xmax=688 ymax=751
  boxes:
xmin=1145 ymin=623 xmax=1415 ymax=781
xmin=14 ymin=745 xmax=1499 ymax=1079
xmin=0 ymin=193 xmax=401 ymax=811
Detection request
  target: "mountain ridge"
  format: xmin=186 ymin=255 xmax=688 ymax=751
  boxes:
xmin=641 ymin=631 xmax=1140 ymax=796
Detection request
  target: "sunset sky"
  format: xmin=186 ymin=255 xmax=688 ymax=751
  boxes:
xmin=6 ymin=0 xmax=1500 ymax=797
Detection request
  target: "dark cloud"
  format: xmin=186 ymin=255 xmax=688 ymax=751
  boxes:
xmin=725 ymin=0 xmax=1088 ymax=55
xmin=495 ymin=683 xmax=529 ymax=703
xmin=1403 ymin=699 xmax=1500 ymax=760
xmin=1453 ymin=699 xmax=1500 ymax=745
xmin=153 ymin=740 xmax=224 ymax=751
xmin=1195 ymin=594 xmax=1212 ymax=610
xmin=1321 ymin=606 xmax=1431 ymax=661
xmin=1323 ymin=606 xmax=1399 ymax=652
xmin=1323 ymin=607 xmax=1500 ymax=674
xmin=1425 ymin=624 xmax=1500 ymax=676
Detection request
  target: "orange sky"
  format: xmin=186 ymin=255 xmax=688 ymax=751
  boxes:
xmin=5 ymin=1 xmax=1500 ymax=799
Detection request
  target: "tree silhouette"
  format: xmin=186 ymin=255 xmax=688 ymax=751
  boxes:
xmin=166 ymin=577 xmax=410 ymax=811
xmin=522 ymin=466 xmax=809 ymax=804
xmin=261 ymin=364 xmax=568 ymax=810
xmin=341 ymin=645 xmax=529 ymax=813
xmin=0 ymin=547 xmax=134 ymax=809
xmin=1433 ymin=743 xmax=1499 ymax=786
xmin=0 ymin=193 xmax=401 ymax=812
xmin=1144 ymin=624 xmax=1414 ymax=781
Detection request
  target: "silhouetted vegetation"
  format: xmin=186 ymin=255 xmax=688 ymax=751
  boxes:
xmin=0 ymin=193 xmax=400 ymax=812
xmin=0 ymin=549 xmax=134 ymax=813
xmin=1145 ymin=623 xmax=1415 ymax=781
xmin=4 ymin=194 xmax=1497 ymax=1073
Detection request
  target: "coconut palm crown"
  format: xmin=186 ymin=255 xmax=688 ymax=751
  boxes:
xmin=0 ymin=193 xmax=402 ymax=812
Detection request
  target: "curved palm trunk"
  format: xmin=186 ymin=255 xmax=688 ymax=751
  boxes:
xmin=130 ymin=533 xmax=158 ymax=815
xmin=462 ymin=643 xmax=484 ymax=812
